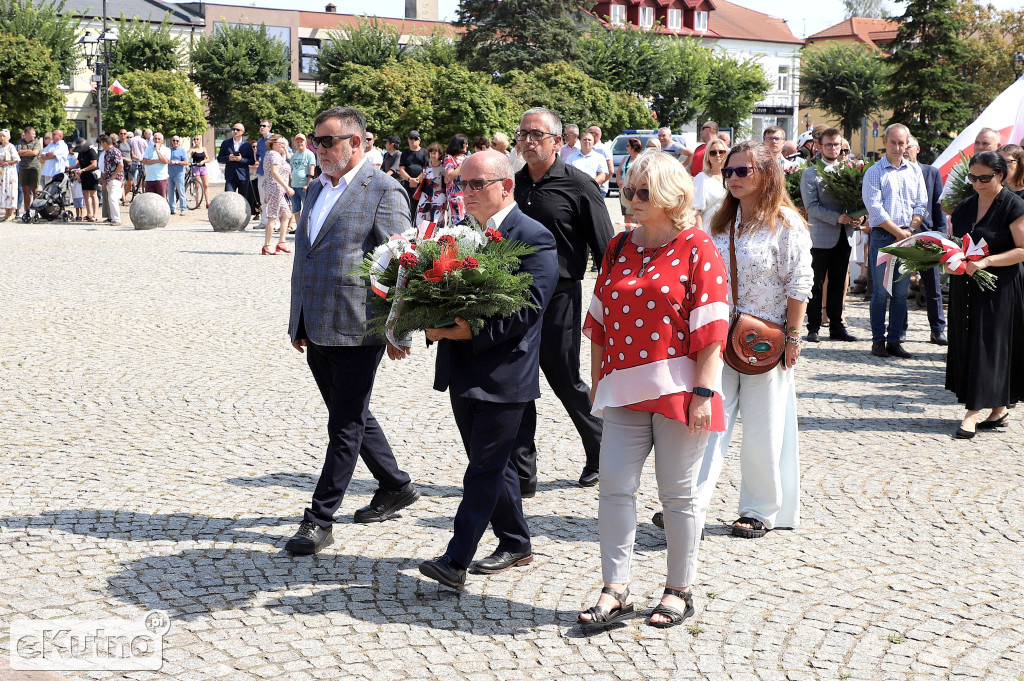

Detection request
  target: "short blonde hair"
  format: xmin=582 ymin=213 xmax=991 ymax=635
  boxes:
xmin=703 ymin=138 xmax=729 ymax=173
xmin=626 ymin=149 xmax=696 ymax=230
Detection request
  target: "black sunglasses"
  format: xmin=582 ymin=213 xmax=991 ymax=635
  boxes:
xmin=839 ymin=149 xmax=850 ymax=155
xmin=968 ymin=172 xmax=998 ymax=183
xmin=707 ymin=149 xmax=727 ymax=157
xmin=622 ymin=187 xmax=650 ymax=202
xmin=722 ymin=166 xmax=757 ymax=179
xmin=457 ymin=178 xmax=504 ymax=192
xmin=232 ymin=128 xmax=243 ymax=132
xmin=309 ymin=134 xmax=355 ymax=149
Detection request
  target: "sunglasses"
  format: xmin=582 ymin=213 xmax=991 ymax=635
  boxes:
xmin=309 ymin=134 xmax=355 ymax=149
xmin=708 ymin=150 xmax=727 ymax=157
xmin=457 ymin=178 xmax=503 ymax=192
xmin=622 ymin=187 xmax=650 ymax=202
xmin=722 ymin=166 xmax=757 ymax=179
xmin=232 ymin=128 xmax=243 ymax=132
xmin=259 ymin=124 xmax=270 ymax=128
xmin=408 ymin=136 xmax=420 ymax=140
xmin=968 ymin=172 xmax=998 ymax=183
xmin=839 ymin=149 xmax=850 ymax=155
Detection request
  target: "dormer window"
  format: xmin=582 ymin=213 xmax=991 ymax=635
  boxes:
xmin=695 ymin=10 xmax=709 ymax=31
xmin=639 ymin=6 xmax=654 ymax=28
xmin=610 ymin=4 xmax=626 ymax=25
xmin=667 ymin=8 xmax=681 ymax=30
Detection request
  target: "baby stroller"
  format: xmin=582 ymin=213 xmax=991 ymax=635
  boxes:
xmin=23 ymin=173 xmax=74 ymax=223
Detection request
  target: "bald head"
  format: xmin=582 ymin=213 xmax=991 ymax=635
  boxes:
xmin=460 ymin=150 xmax=515 ymax=223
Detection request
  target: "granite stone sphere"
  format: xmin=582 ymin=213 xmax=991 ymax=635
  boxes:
xmin=209 ymin=191 xmax=251 ymax=232
xmin=129 ymin=193 xmax=170 ymax=230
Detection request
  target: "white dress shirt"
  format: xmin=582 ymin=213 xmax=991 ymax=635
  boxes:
xmin=308 ymin=158 xmax=366 ymax=244
xmin=486 ymin=201 xmax=516 ymax=233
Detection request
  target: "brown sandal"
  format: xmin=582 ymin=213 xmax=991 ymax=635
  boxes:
xmin=578 ymin=586 xmax=635 ymax=628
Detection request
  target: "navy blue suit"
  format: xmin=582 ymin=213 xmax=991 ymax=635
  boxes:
xmin=433 ymin=205 xmax=558 ymax=569
xmin=218 ymin=138 xmax=256 ymax=203
xmin=917 ymin=163 xmax=947 ymax=335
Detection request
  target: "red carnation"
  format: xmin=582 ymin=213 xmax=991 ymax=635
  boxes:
xmin=438 ymin=235 xmax=458 ymax=248
xmin=460 ymin=256 xmax=479 ymax=269
xmin=398 ymin=252 xmax=419 ymax=268
xmin=485 ymin=228 xmax=503 ymax=243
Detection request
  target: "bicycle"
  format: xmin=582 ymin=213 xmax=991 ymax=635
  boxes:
xmin=185 ymin=166 xmax=204 ymax=211
xmin=125 ymin=162 xmax=145 ymax=204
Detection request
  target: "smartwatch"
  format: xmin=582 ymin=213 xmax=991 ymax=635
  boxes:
xmin=693 ymin=387 xmax=715 ymax=398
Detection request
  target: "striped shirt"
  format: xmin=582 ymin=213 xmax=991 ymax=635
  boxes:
xmin=862 ymin=155 xmax=927 ymax=230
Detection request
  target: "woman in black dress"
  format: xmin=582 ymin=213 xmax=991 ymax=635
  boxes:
xmin=946 ymin=151 xmax=1024 ymax=438
xmin=75 ymin=140 xmax=100 ymax=222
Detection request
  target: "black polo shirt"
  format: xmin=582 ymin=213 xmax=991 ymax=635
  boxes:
xmin=514 ymin=156 xmax=614 ymax=281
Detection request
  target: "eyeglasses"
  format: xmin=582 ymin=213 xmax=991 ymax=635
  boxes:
xmin=309 ymin=134 xmax=355 ymax=149
xmin=968 ymin=172 xmax=998 ymax=183
xmin=708 ymin=150 xmax=727 ymax=157
xmin=232 ymin=128 xmax=243 ymax=132
xmin=622 ymin=187 xmax=650 ymax=202
xmin=722 ymin=166 xmax=758 ymax=179
xmin=513 ymin=129 xmax=557 ymax=142
xmin=365 ymin=136 xmax=373 ymax=141
xmin=456 ymin=178 xmax=504 ymax=192
xmin=259 ymin=123 xmax=269 ymax=128
xmin=764 ymin=136 xmax=784 ymax=143
xmin=839 ymin=149 xmax=850 ymax=156
xmin=701 ymin=125 xmax=714 ymax=131
xmin=822 ymin=142 xmax=842 ymax=148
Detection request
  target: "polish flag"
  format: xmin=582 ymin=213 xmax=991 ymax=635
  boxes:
xmin=109 ymin=80 xmax=128 ymax=94
xmin=933 ymin=76 xmax=1024 ymax=182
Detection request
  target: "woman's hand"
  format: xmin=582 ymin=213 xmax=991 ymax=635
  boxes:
xmin=784 ymin=340 xmax=801 ymax=368
xmin=286 ymin=187 xmax=295 ymax=197
xmin=687 ymin=395 xmax=712 ymax=435
xmin=965 ymin=258 xmax=989 ymax=275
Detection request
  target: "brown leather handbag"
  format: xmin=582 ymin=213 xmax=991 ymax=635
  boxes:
xmin=723 ymin=215 xmax=786 ymax=375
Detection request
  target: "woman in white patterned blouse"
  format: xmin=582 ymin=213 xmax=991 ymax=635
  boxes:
xmin=702 ymin=140 xmax=813 ymax=539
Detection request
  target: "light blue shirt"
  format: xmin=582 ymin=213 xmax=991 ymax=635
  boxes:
xmin=862 ymin=155 xmax=927 ymax=230
xmin=167 ymin=146 xmax=187 ymax=178
xmin=144 ymin=144 xmax=169 ymax=182
xmin=567 ymin=150 xmax=607 ymax=183
xmin=289 ymin=149 xmax=316 ymax=188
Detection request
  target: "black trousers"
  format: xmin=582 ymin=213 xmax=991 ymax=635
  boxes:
xmin=512 ymin=281 xmax=603 ymax=489
xmin=303 ymin=342 xmax=411 ymax=527
xmin=445 ymin=396 xmax=531 ymax=569
xmin=807 ymin=233 xmax=853 ymax=332
xmin=224 ymin=176 xmax=256 ymax=215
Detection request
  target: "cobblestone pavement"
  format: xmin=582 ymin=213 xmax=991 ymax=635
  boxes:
xmin=2 ymin=207 xmax=1024 ymax=681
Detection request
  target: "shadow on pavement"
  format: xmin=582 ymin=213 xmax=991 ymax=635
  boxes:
xmin=224 ymin=473 xmax=464 ymax=498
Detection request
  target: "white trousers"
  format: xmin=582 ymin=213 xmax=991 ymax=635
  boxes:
xmin=105 ymin=180 xmax=122 ymax=223
xmin=697 ymin=363 xmax=800 ymax=530
xmin=257 ymin=179 xmax=267 ymax=225
xmin=599 ymin=407 xmax=710 ymax=587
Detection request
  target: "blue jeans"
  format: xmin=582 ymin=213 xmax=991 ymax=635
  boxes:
xmin=167 ymin=173 xmax=187 ymax=213
xmin=289 ymin=185 xmax=306 ymax=214
xmin=869 ymin=229 xmax=909 ymax=343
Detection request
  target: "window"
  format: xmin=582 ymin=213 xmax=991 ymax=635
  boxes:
xmin=639 ymin=6 xmax=654 ymax=28
xmin=300 ymin=38 xmax=320 ymax=78
xmin=667 ymin=9 xmax=681 ymax=30
xmin=609 ymin=4 xmax=626 ymax=25
xmin=778 ymin=65 xmax=790 ymax=93
xmin=695 ymin=11 xmax=709 ymax=31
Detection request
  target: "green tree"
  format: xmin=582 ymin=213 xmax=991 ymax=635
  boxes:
xmin=315 ymin=16 xmax=410 ymax=81
xmin=653 ymin=38 xmax=715 ymax=130
xmin=107 ymin=13 xmax=182 ymax=77
xmin=455 ymin=0 xmax=591 ymax=75
xmin=801 ymin=43 xmax=891 ymax=141
xmin=0 ymin=0 xmax=83 ymax=83
xmin=322 ymin=59 xmax=518 ymax=145
xmin=104 ymin=70 xmax=206 ymax=137
xmin=408 ymin=28 xmax=459 ymax=68
xmin=189 ymin=22 xmax=290 ymax=127
xmin=504 ymin=62 xmax=654 ymax=136
xmin=228 ymin=80 xmax=320 ymax=140
xmin=577 ymin=24 xmax=672 ymax=99
xmin=884 ymin=0 xmax=971 ymax=162
xmin=842 ymin=0 xmax=888 ymax=18
xmin=698 ymin=52 xmax=772 ymax=136
xmin=0 ymin=32 xmax=66 ymax=132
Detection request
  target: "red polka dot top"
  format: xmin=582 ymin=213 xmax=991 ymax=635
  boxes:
xmin=584 ymin=228 xmax=730 ymax=430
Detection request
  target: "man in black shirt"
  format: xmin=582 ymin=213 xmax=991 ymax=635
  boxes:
xmin=511 ymin=107 xmax=614 ymax=494
xmin=380 ymin=135 xmax=401 ymax=178
xmin=397 ymin=130 xmax=429 ymax=217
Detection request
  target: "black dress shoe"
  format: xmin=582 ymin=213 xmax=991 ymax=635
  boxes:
xmin=652 ymin=512 xmax=664 ymax=528
xmin=954 ymin=426 xmax=976 ymax=439
xmin=829 ymin=327 xmax=858 ymax=342
xmin=419 ymin=555 xmax=466 ymax=590
xmin=930 ymin=331 xmax=948 ymax=346
xmin=285 ymin=520 xmax=333 ymax=555
xmin=976 ymin=413 xmax=1009 ymax=429
xmin=578 ymin=469 xmax=599 ymax=487
xmin=806 ymin=330 xmax=820 ymax=343
xmin=520 ymin=483 xmax=536 ymax=498
xmin=471 ymin=549 xmax=533 ymax=574
xmin=871 ymin=340 xmax=889 ymax=357
xmin=885 ymin=342 xmax=913 ymax=359
xmin=353 ymin=483 xmax=420 ymax=523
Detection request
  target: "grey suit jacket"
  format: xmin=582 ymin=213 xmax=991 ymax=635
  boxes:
xmin=800 ymin=164 xmax=855 ymax=250
xmin=288 ymin=162 xmax=412 ymax=346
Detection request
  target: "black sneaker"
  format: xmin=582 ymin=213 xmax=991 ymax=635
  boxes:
xmin=353 ymin=483 xmax=420 ymax=523
xmin=284 ymin=520 xmax=333 ymax=555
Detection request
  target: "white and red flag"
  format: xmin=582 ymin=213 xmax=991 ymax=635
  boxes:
xmin=932 ymin=77 xmax=1024 ymax=182
xmin=109 ymin=80 xmax=128 ymax=94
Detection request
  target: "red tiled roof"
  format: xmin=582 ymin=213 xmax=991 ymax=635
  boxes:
xmin=805 ymin=17 xmax=899 ymax=50
xmin=707 ymin=0 xmax=801 ymax=45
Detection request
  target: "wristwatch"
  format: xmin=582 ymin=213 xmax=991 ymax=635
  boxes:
xmin=693 ymin=387 xmax=715 ymax=398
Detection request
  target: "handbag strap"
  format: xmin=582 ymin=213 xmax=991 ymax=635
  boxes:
xmin=729 ymin=209 xmax=740 ymax=320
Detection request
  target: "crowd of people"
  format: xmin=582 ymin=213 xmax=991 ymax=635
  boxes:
xmin=7 ymin=104 xmax=1022 ymax=628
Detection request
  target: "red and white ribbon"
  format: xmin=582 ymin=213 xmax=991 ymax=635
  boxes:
xmin=417 ymin=221 xmax=437 ymax=240
xmin=369 ymin=234 xmax=410 ymax=298
xmin=876 ymin=230 xmax=989 ymax=294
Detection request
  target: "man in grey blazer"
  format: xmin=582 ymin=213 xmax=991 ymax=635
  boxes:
xmin=800 ymin=127 xmax=863 ymax=343
xmin=285 ymin=106 xmax=420 ymax=555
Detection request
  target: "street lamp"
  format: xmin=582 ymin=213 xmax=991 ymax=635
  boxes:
xmin=76 ymin=5 xmax=117 ymax=138
xmin=1013 ymin=51 xmax=1024 ymax=82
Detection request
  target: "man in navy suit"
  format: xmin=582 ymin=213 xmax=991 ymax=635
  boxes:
xmin=217 ymin=123 xmax=256 ymax=213
xmin=416 ymin=150 xmax=558 ymax=589
xmin=285 ymin=107 xmax=420 ymax=555
xmin=906 ymin=136 xmax=948 ymax=345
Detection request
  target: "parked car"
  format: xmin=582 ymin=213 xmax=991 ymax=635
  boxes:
xmin=607 ymin=130 xmax=690 ymax=195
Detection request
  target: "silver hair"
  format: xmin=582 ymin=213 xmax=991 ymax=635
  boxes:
xmin=564 ymin=124 xmax=579 ymax=135
xmin=883 ymin=123 xmax=910 ymax=141
xmin=0 ymin=129 xmax=9 ymax=139
xmin=522 ymin=107 xmax=562 ymax=137
xmin=907 ymin=135 xmax=919 ymax=147
xmin=978 ymin=127 xmax=999 ymax=137
xmin=658 ymin=126 xmax=671 ymax=135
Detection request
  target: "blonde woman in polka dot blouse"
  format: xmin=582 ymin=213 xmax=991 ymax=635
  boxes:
xmin=703 ymin=140 xmax=813 ymax=541
xmin=578 ymin=150 xmax=730 ymax=630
